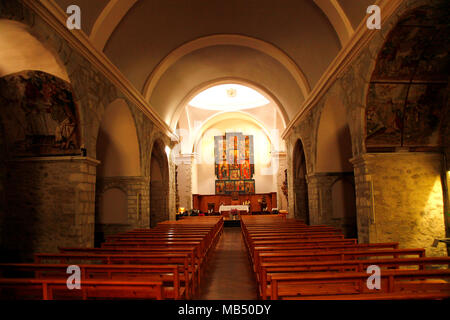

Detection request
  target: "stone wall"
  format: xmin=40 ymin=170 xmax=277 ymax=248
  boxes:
xmin=285 ymin=0 xmax=449 ymax=253
xmin=95 ymin=176 xmax=150 ymax=243
xmin=0 ymin=1 xmax=174 ymax=260
xmin=307 ymin=173 xmax=357 ymax=238
xmin=274 ymin=152 xmax=288 ymax=211
xmin=175 ymin=154 xmax=194 ymax=211
xmin=0 ymin=157 xmax=98 ymax=261
xmin=352 ymin=153 xmax=447 ymax=256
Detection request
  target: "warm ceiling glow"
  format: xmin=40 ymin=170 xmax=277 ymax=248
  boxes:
xmin=165 ymin=146 xmax=171 ymax=157
xmin=188 ymin=84 xmax=270 ymax=110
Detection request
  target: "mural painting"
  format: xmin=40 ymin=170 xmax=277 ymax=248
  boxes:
xmin=0 ymin=70 xmax=81 ymax=157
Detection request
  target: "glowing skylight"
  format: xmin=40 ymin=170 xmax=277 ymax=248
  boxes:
xmin=188 ymin=84 xmax=270 ymax=110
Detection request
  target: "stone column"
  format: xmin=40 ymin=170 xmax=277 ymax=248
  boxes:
xmin=1 ymin=156 xmax=99 ymax=261
xmin=306 ymin=174 xmax=334 ymax=225
xmin=175 ymin=154 xmax=194 ymax=211
xmin=272 ymin=152 xmax=288 ymax=211
xmin=351 ymin=153 xmax=447 ymax=256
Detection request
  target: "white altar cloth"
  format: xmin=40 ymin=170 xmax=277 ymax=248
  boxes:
xmin=219 ymin=205 xmax=249 ymax=213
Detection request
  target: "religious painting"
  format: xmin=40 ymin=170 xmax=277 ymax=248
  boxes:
xmin=371 ymin=26 xmax=435 ymax=81
xmin=225 ymin=181 xmax=235 ymax=193
xmin=366 ymin=13 xmax=450 ymax=151
xmin=0 ymin=70 xmax=81 ymax=157
xmin=245 ymin=149 xmax=250 ymax=160
xmin=214 ymin=132 xmax=255 ymax=194
xmin=215 ymin=181 xmax=225 ymax=194
xmin=366 ymin=83 xmax=407 ymax=147
xmin=244 ymin=180 xmax=255 ymax=194
xmin=403 ymin=84 xmax=446 ymax=146
xmin=229 ymin=169 xmax=240 ymax=180
xmin=217 ymin=163 xmax=229 ymax=179
xmin=237 ymin=180 xmax=245 ymax=193
xmin=240 ymin=160 xmax=251 ymax=179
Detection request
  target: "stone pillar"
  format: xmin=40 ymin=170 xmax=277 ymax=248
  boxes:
xmin=1 ymin=156 xmax=99 ymax=261
xmin=307 ymin=174 xmax=334 ymax=226
xmin=95 ymin=176 xmax=150 ymax=237
xmin=168 ymin=152 xmax=177 ymax=222
xmin=351 ymin=153 xmax=447 ymax=256
xmin=273 ymin=152 xmax=288 ymax=211
xmin=175 ymin=154 xmax=194 ymax=211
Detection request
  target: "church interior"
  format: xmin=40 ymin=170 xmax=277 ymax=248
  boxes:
xmin=0 ymin=0 xmax=449 ymax=302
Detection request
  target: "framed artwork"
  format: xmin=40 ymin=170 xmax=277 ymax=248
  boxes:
xmin=215 ymin=181 xmax=225 ymax=194
xmin=217 ymin=163 xmax=229 ymax=179
xmin=240 ymin=160 xmax=251 ymax=179
xmin=215 ymin=132 xmax=255 ymax=194
xmin=225 ymin=181 xmax=235 ymax=192
xmin=244 ymin=180 xmax=255 ymax=194
xmin=230 ymin=169 xmax=240 ymax=180
xmin=237 ymin=180 xmax=245 ymax=193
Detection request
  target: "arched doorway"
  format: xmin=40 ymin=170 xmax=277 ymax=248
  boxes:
xmin=150 ymin=140 xmax=169 ymax=228
xmin=293 ymin=139 xmax=309 ymax=224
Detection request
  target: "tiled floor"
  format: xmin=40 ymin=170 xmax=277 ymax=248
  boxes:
xmin=194 ymin=227 xmax=259 ymax=300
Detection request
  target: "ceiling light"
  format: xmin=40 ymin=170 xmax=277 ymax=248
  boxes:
xmin=188 ymin=84 xmax=270 ymax=110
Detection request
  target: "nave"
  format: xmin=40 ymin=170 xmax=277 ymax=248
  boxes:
xmin=0 ymin=215 xmax=448 ymax=300
xmin=195 ymin=227 xmax=258 ymax=300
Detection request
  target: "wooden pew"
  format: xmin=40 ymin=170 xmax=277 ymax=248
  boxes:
xmin=0 ymin=278 xmax=164 ymax=300
xmin=1 ymin=216 xmax=224 ymax=300
xmin=0 ymin=263 xmax=184 ymax=299
xmin=58 ymin=246 xmax=198 ymax=295
xmin=269 ymin=269 xmax=450 ymax=300
xmin=34 ymin=252 xmax=195 ymax=298
xmin=260 ymin=256 xmax=450 ymax=299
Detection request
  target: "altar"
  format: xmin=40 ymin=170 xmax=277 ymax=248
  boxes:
xmin=192 ymin=192 xmax=277 ymax=214
xmin=219 ymin=205 xmax=249 ymax=213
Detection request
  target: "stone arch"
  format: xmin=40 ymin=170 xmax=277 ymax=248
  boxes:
xmin=142 ymin=34 xmax=311 ymax=102
xmin=170 ymin=77 xmax=289 ymax=131
xmin=316 ymin=94 xmax=354 ymax=172
xmin=149 ymin=138 xmax=170 ymax=228
xmin=365 ymin=4 xmax=449 ymax=151
xmin=96 ymin=98 xmax=141 ymax=177
xmin=354 ymin=2 xmax=449 ymax=254
xmin=293 ymin=139 xmax=310 ymax=224
xmin=95 ymin=98 xmax=141 ymax=243
xmin=0 ymin=19 xmax=69 ymax=81
xmin=0 ymin=19 xmax=81 ymax=159
xmin=0 ymin=17 xmax=89 ymax=261
xmin=315 ymin=94 xmax=357 ymax=236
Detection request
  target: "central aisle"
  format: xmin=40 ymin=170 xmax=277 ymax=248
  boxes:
xmin=195 ymin=226 xmax=258 ymax=300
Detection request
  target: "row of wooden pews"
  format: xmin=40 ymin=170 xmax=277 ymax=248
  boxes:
xmin=241 ymin=215 xmax=450 ymax=300
xmin=0 ymin=216 xmax=223 ymax=300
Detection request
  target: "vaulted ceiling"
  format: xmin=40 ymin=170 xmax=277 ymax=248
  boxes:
xmin=54 ymin=0 xmax=373 ymax=128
